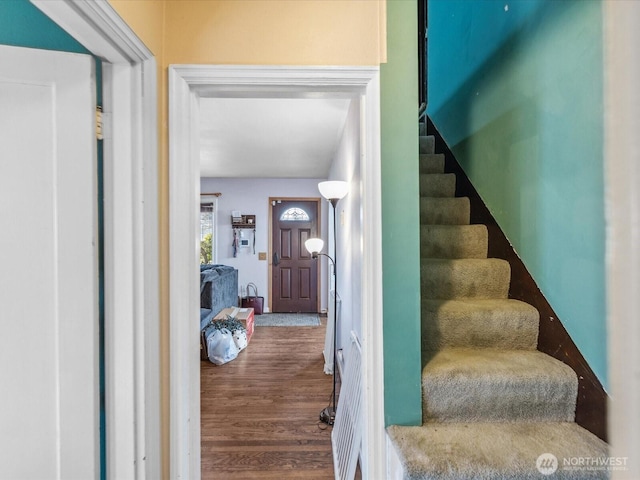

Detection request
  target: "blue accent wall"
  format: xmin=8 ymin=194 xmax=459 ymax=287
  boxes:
xmin=428 ymin=0 xmax=607 ymax=387
xmin=0 ymin=1 xmax=106 ymax=476
xmin=0 ymin=0 xmax=88 ymax=52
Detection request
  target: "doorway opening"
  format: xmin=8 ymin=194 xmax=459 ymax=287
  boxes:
xmin=169 ymin=65 xmax=385 ymax=478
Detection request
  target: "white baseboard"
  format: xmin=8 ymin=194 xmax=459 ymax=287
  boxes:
xmin=386 ymin=433 xmax=406 ymax=480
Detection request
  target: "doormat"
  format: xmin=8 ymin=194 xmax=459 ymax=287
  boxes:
xmin=254 ymin=313 xmax=321 ymax=327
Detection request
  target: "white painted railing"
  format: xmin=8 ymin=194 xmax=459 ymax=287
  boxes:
xmin=332 ymin=333 xmax=362 ymax=480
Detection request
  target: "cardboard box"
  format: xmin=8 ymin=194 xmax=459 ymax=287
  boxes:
xmin=214 ymin=307 xmax=254 ymax=343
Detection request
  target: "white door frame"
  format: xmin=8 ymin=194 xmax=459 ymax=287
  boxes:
xmin=603 ymin=2 xmax=640 ymax=477
xmin=30 ymin=1 xmax=160 ymax=478
xmin=168 ymin=65 xmax=386 ymax=479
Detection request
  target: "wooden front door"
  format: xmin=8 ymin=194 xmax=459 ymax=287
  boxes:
xmin=272 ymin=200 xmax=319 ymax=312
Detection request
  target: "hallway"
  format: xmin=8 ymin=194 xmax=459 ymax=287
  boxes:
xmin=201 ymin=321 xmax=334 ymax=479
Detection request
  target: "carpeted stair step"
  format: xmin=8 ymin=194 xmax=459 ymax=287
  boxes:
xmin=419 ymin=122 xmax=427 ymax=136
xmin=420 ymin=197 xmax=470 ymax=225
xmin=421 ymin=225 xmax=488 ymax=259
xmin=420 ymin=154 xmax=445 ymax=174
xmin=420 ymin=174 xmax=456 ymax=197
xmin=421 ymin=299 xmax=539 ymax=353
xmin=421 ymin=258 xmax=511 ymax=300
xmin=387 ymin=422 xmax=609 ymax=480
xmin=422 ymin=348 xmax=578 ymax=423
xmin=420 ymin=135 xmax=435 ymax=154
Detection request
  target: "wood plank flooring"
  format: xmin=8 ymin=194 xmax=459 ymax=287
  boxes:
xmin=201 ymin=321 xmax=336 ymax=479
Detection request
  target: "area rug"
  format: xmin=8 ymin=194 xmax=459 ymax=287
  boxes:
xmin=254 ymin=313 xmax=321 ymax=327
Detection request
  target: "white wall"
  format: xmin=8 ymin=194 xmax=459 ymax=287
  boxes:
xmin=327 ymin=98 xmax=362 ymax=356
xmin=604 ymin=2 xmax=640 ymax=476
xmin=200 ymin=177 xmax=329 ymax=312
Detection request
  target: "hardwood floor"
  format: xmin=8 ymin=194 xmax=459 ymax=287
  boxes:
xmin=201 ymin=321 xmax=336 ymax=479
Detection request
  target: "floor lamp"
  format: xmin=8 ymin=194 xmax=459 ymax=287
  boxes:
xmin=305 ymin=180 xmax=348 ymax=426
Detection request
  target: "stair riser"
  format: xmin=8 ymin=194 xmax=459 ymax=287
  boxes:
xmin=420 ymin=197 xmax=470 ymax=225
xmin=420 ymin=173 xmax=456 ymax=197
xmin=419 ymin=154 xmax=445 ymax=174
xmin=423 ymin=376 xmax=578 ymax=423
xmin=420 ymin=135 xmax=435 ymax=154
xmin=421 ymin=349 xmax=579 ymax=424
xmin=421 ymin=225 xmax=488 ymax=259
xmin=421 ymin=259 xmax=511 ymax=299
xmin=421 ymin=301 xmax=539 ymax=353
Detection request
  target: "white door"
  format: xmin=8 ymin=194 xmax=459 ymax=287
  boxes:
xmin=0 ymin=45 xmax=99 ymax=479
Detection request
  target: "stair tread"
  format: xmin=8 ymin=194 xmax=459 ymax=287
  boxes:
xmin=422 ymin=348 xmax=578 ymax=423
xmin=388 ymin=422 xmax=609 ymax=480
xmin=420 ymin=197 xmax=470 ymax=225
xmin=420 ymin=173 xmax=456 ymax=197
xmin=422 ymin=299 xmax=539 ymax=351
xmin=421 ymin=224 xmax=488 ymax=259
xmin=422 ymin=257 xmax=511 ymax=268
xmin=423 ymin=298 xmax=539 ymax=315
xmin=423 ymin=348 xmax=577 ymax=381
xmin=421 ymin=258 xmax=511 ymax=300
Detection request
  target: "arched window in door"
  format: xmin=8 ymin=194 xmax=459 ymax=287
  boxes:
xmin=280 ymin=207 xmax=310 ymax=221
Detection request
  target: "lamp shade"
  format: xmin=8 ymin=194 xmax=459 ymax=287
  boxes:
xmin=305 ymin=237 xmax=324 ymax=255
xmin=318 ymin=180 xmax=348 ymax=201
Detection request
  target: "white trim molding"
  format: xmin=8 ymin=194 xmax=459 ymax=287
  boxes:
xmin=168 ymin=65 xmax=386 ymax=479
xmin=32 ymin=0 xmax=153 ymax=62
xmin=168 ymin=66 xmax=202 ymax=480
xmin=30 ymin=1 xmax=160 ymax=478
xmin=358 ymin=72 xmax=387 ymax=480
xmin=603 ymin=2 xmax=640 ymax=478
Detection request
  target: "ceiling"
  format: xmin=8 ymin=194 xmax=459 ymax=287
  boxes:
xmin=199 ymin=97 xmax=352 ymax=178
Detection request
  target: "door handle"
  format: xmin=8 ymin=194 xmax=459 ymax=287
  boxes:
xmin=273 ymin=252 xmax=280 ymax=266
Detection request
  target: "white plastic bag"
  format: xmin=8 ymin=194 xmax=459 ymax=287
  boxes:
xmin=232 ymin=329 xmax=248 ymax=351
xmin=207 ymin=328 xmax=239 ymax=365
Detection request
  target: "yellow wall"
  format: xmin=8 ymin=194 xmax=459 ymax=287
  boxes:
xmin=164 ymin=0 xmax=384 ymax=65
xmin=108 ymin=1 xmax=385 ymax=478
xmin=109 ymin=0 xmax=165 ymax=56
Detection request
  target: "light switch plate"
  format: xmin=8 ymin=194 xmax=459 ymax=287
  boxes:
xmin=258 ymin=252 xmax=267 ymax=261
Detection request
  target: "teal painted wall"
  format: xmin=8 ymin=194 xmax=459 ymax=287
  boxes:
xmin=0 ymin=0 xmax=88 ymax=52
xmin=0 ymin=1 xmax=106 ymax=476
xmin=428 ymin=0 xmax=607 ymax=387
xmin=381 ymin=0 xmax=422 ymax=426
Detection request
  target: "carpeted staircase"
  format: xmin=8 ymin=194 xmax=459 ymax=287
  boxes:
xmin=387 ymin=127 xmax=608 ymax=479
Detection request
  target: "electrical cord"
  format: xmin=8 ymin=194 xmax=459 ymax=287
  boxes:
xmin=317 ymin=369 xmax=341 ymax=431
